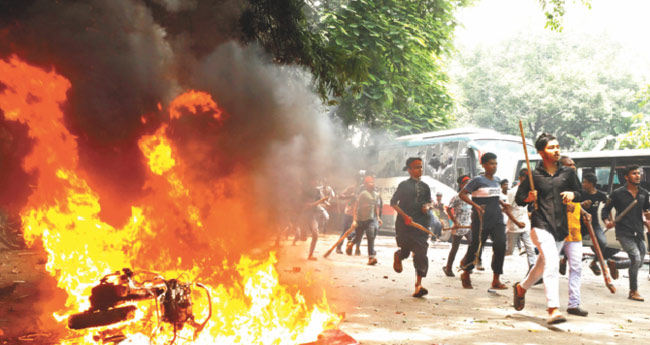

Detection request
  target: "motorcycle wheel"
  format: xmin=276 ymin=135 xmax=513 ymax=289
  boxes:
xmin=68 ymin=305 xmax=137 ymax=330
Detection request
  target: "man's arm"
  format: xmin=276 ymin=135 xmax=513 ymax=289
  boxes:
xmin=502 ymin=203 xmax=525 ymax=229
xmin=601 ymin=194 xmax=616 ymax=228
xmin=459 ymin=188 xmax=484 ymax=217
xmin=390 ymin=183 xmax=412 ymax=224
xmin=515 ymin=174 xmax=534 ymax=206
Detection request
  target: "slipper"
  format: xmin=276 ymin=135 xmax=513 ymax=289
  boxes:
xmin=490 ymin=282 xmax=508 ymax=290
xmin=413 ymin=286 xmax=428 ymax=298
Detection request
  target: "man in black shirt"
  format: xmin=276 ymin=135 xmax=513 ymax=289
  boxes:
xmin=602 ymin=165 xmax=650 ymax=301
xmin=391 ymin=157 xmax=432 ymax=298
xmin=513 ymin=133 xmax=582 ymax=325
xmin=580 ymin=173 xmax=610 ymax=275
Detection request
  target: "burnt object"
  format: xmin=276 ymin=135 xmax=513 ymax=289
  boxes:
xmin=67 ymin=268 xmax=211 ymax=345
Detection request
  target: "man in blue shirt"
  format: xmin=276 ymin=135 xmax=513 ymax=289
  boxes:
xmin=458 ymin=152 xmax=507 ymax=291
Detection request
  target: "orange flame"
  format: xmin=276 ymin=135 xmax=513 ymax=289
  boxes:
xmin=0 ymin=56 xmax=339 ymax=344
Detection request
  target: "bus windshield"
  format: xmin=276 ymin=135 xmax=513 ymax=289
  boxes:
xmin=474 ymin=139 xmax=534 ymax=181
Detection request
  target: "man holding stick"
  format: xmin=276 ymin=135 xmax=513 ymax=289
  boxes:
xmin=601 ymin=165 xmax=650 ymax=301
xmin=458 ymin=152 xmax=508 ymax=290
xmin=442 ymin=175 xmax=473 ymax=277
xmin=512 ymin=133 xmax=582 ymax=324
xmin=391 ymin=157 xmax=432 ymax=297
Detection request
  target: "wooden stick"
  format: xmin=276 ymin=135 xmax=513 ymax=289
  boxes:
xmin=408 ymin=221 xmax=436 ymax=238
xmin=323 ymin=223 xmax=357 ymax=258
xmin=581 ymin=208 xmax=616 ymax=294
xmin=613 ymin=199 xmax=638 ymax=224
xmin=518 ymin=120 xmax=538 ymax=210
xmin=442 ymin=226 xmax=472 ymax=231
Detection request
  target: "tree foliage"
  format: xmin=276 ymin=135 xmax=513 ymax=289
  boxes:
xmin=241 ymin=0 xmax=471 ymax=136
xmin=452 ymin=32 xmax=649 ymax=150
xmin=617 ymin=86 xmax=650 ymax=149
xmin=538 ymin=0 xmax=592 ymax=31
xmin=320 ymin=0 xmax=469 ymax=135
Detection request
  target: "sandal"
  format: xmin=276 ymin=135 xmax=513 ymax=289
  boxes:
xmin=461 ymin=271 xmax=472 ymax=289
xmin=513 ymin=282 xmax=525 ymax=311
xmin=413 ymin=286 xmax=428 ymax=298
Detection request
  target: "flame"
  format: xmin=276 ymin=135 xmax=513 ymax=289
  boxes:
xmin=0 ymin=56 xmax=339 ymax=344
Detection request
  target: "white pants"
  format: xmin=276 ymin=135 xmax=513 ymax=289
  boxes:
xmin=521 ymin=227 xmax=563 ymax=309
xmin=562 ymin=241 xmax=583 ymax=308
xmin=506 ymin=230 xmax=536 ymax=267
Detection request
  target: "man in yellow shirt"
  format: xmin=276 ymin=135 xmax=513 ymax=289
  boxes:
xmin=559 ymin=156 xmax=588 ymax=317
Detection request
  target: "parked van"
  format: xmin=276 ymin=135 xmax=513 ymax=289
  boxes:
xmin=512 ymin=149 xmax=650 ymax=251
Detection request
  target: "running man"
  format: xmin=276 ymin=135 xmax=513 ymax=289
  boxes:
xmin=443 ymin=175 xmax=473 ymax=277
xmin=458 ymin=152 xmax=507 ymax=290
xmin=512 ymin=133 xmax=582 ymax=325
xmin=391 ymin=157 xmax=432 ymax=297
xmin=602 ymin=165 xmax=650 ymax=301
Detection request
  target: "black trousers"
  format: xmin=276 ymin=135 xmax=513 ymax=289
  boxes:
xmin=461 ymin=222 xmax=506 ymax=274
xmin=396 ymin=234 xmax=429 ymax=277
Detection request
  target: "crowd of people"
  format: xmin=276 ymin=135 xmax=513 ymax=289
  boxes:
xmin=287 ymin=132 xmax=650 ymax=325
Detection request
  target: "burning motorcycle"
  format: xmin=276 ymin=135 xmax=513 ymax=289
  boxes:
xmin=67 ymin=268 xmax=211 ymax=344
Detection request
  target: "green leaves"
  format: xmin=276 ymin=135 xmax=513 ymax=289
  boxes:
xmin=318 ymin=0 xmax=465 ymax=136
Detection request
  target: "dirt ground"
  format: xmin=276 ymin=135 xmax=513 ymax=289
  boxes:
xmin=2 ymin=234 xmax=650 ymax=344
xmin=277 ymin=233 xmax=650 ymax=345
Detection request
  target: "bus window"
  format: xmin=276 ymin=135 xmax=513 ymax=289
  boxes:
xmin=426 ymin=141 xmax=458 ymax=187
xmin=377 ymin=147 xmax=407 ymax=178
xmin=614 ymin=165 xmax=650 ymax=191
xmin=455 ymin=141 xmax=473 ymax=182
xmin=577 ymin=166 xmax=611 ymax=193
xmin=475 ymin=139 xmax=535 ymax=182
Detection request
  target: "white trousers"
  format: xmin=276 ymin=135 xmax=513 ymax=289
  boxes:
xmin=521 ymin=227 xmax=563 ymax=309
xmin=562 ymin=241 xmax=583 ymax=308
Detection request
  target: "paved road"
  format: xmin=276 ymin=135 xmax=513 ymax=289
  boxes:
xmin=278 ymin=234 xmax=650 ymax=345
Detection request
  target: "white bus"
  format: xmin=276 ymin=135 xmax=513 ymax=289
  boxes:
xmin=371 ymin=127 xmax=536 ymax=232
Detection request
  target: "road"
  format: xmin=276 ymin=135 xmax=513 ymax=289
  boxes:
xmin=277 ymin=234 xmax=650 ymax=345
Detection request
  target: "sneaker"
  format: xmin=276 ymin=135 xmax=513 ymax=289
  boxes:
xmin=345 ymin=241 xmax=354 ymax=256
xmin=442 ymin=266 xmax=455 ymax=277
xmin=393 ymin=250 xmax=403 ymax=273
xmin=567 ymin=307 xmax=588 ymax=317
xmin=476 ymin=263 xmax=485 ymax=271
xmin=589 ymin=260 xmax=601 ymax=276
xmin=629 ymin=290 xmax=644 ymax=301
xmin=547 ymin=308 xmax=567 ymax=325
xmin=354 ymin=249 xmax=361 ymax=256
xmin=367 ymin=257 xmax=378 ymax=266
xmin=607 ymin=259 xmax=619 ymax=280
xmin=559 ymin=257 xmax=567 ymax=276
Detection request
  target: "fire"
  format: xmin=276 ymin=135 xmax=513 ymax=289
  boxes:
xmin=0 ymin=56 xmax=339 ymax=344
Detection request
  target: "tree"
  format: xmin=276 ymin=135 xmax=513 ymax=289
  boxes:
xmin=452 ymin=32 xmax=648 ymax=151
xmin=322 ymin=0 xmax=466 ymax=135
xmin=242 ymin=0 xmax=472 ymax=136
xmin=538 ymin=0 xmax=592 ymax=31
xmin=617 ymin=86 xmax=650 ymax=149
